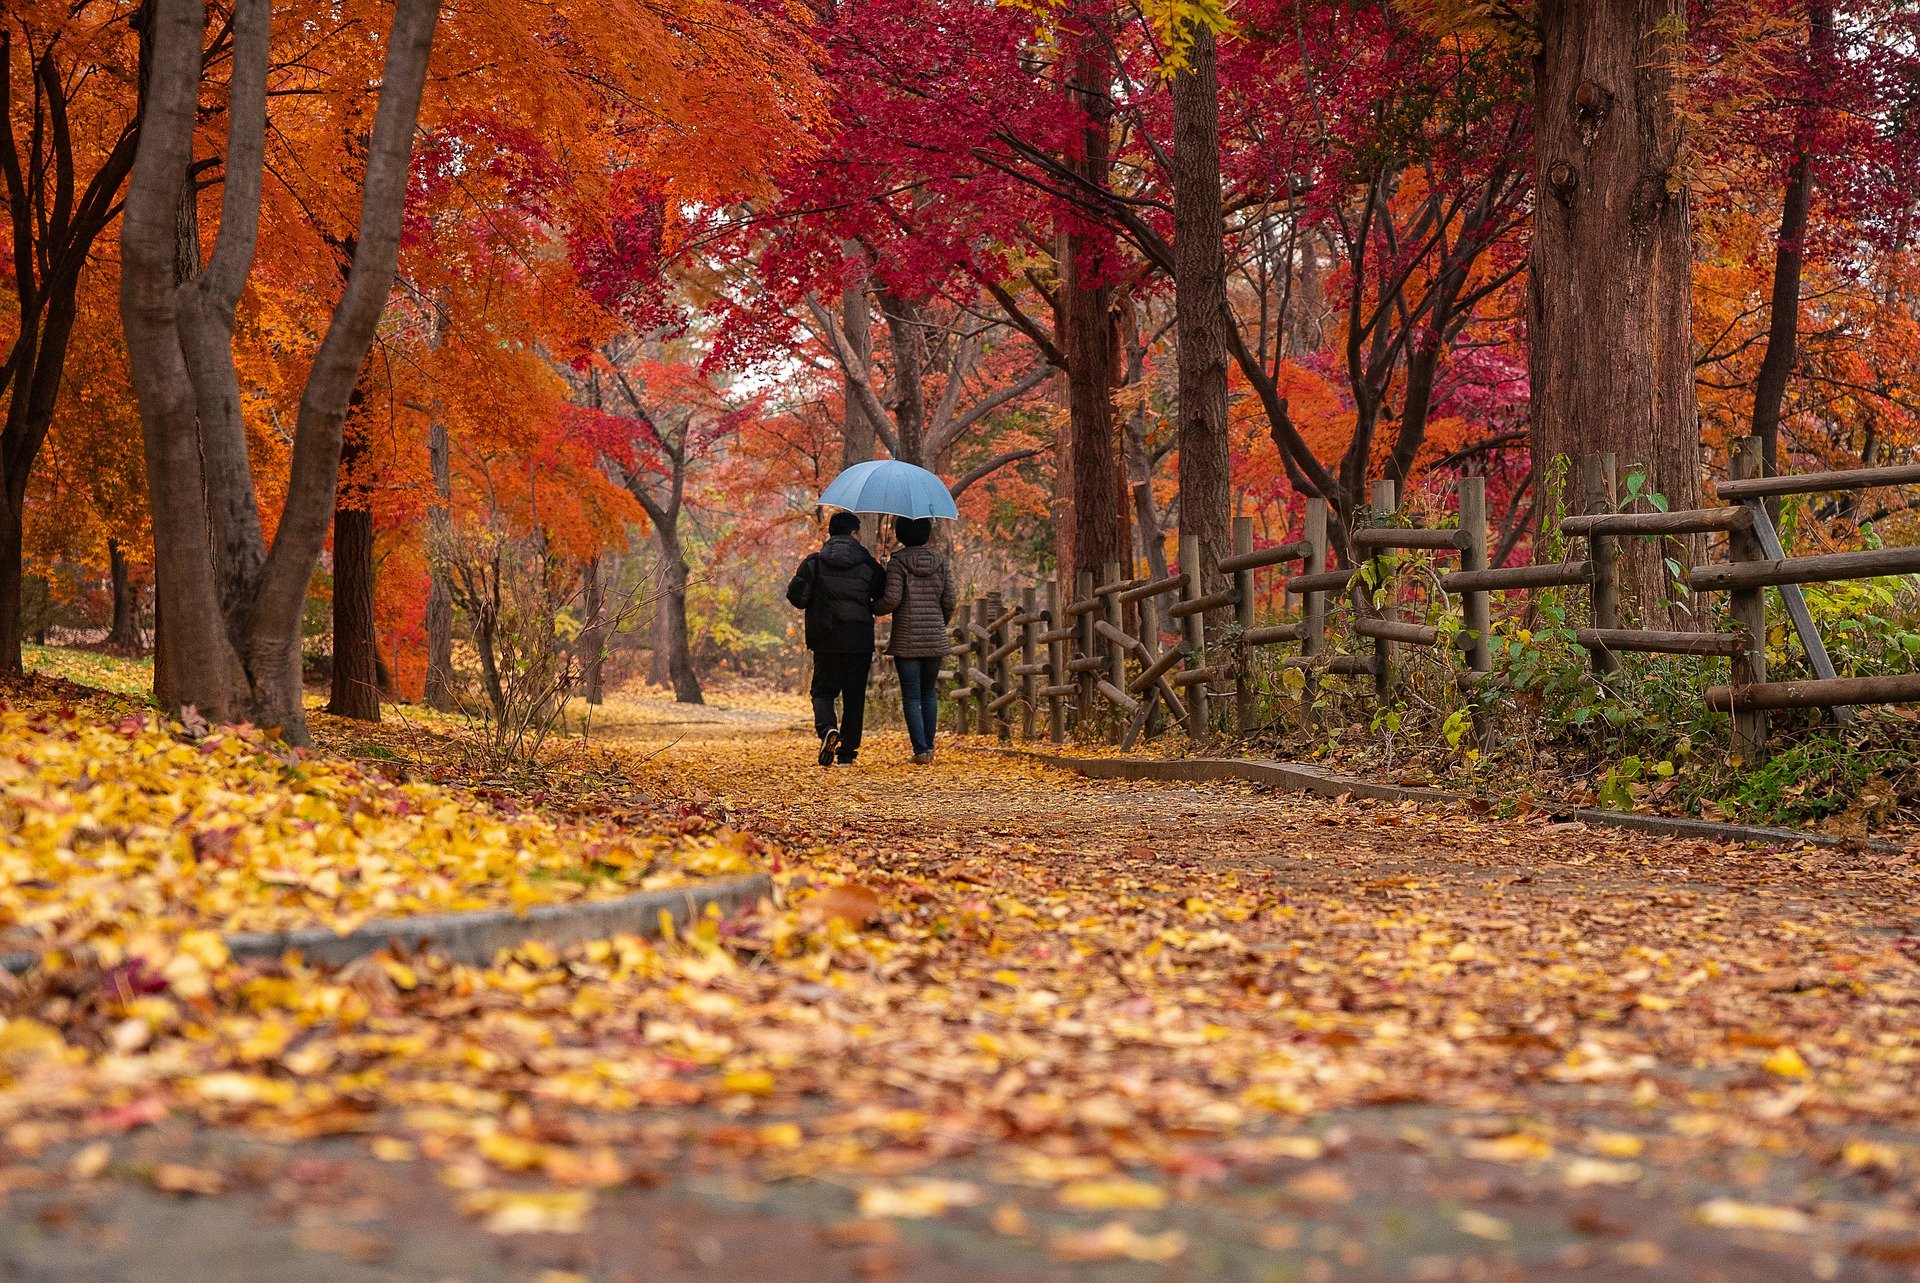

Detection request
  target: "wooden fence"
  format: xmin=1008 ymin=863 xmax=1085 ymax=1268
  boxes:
xmin=945 ymin=441 xmax=1920 ymax=758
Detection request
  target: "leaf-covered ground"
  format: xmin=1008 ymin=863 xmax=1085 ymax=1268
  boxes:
xmin=0 ymin=689 xmax=755 ymax=961
xmin=1 ymin=677 xmax=1919 ymax=1280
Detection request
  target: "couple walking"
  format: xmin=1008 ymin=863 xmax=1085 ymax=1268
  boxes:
xmin=786 ymin=512 xmax=954 ymax=767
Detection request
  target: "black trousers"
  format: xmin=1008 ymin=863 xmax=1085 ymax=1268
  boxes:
xmin=809 ymin=651 xmax=871 ymax=761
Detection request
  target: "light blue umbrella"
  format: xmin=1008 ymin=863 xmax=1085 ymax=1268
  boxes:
xmin=817 ymin=459 xmax=959 ymax=520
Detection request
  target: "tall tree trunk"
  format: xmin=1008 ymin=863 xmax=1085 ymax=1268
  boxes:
xmin=1530 ymin=0 xmax=1702 ymax=627
xmin=1750 ymin=0 xmax=1832 ymax=485
xmin=1061 ymin=28 xmax=1128 ymax=583
xmin=1171 ymin=24 xmax=1232 ymax=590
xmin=423 ymin=417 xmax=456 ymax=710
xmin=106 ymin=540 xmax=142 ymax=650
xmin=656 ymin=529 xmax=703 ymax=705
xmin=326 ymin=423 xmax=380 ymax=721
xmin=579 ymin=555 xmax=606 ymax=704
xmin=120 ymin=0 xmax=439 ymax=740
xmin=880 ymin=292 xmax=928 ymax=467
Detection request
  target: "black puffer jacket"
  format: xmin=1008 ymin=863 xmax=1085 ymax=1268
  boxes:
xmin=875 ymin=546 xmax=956 ymax=658
xmin=786 ymin=535 xmax=886 ymax=653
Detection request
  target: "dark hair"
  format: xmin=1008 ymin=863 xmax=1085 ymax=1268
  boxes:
xmin=827 ymin=511 xmax=861 ymax=537
xmin=894 ymin=516 xmax=933 ymax=547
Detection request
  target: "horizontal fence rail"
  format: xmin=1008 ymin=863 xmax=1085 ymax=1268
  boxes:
xmin=941 ymin=440 xmax=1919 ymax=761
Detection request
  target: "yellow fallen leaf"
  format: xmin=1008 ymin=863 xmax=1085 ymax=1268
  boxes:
xmin=857 ymin=1180 xmax=982 ymax=1219
xmin=721 ymin=1068 xmax=775 ymax=1098
xmin=1049 ymin=1221 xmax=1187 ymax=1263
xmin=461 ymin=1189 xmax=594 ymax=1234
xmin=1057 ymin=1177 xmax=1166 ymax=1211
xmin=1462 ymin=1133 xmax=1552 ymax=1163
xmin=1762 ymin=1046 xmax=1810 ymax=1079
xmin=1563 ymin=1158 xmax=1641 ymax=1188
xmin=369 ymin=1136 xmax=416 ymax=1163
xmin=1695 ymin=1199 xmax=1811 ymax=1233
xmin=478 ymin=1132 xmax=550 ymax=1172
xmin=68 ymin=1142 xmax=111 ymax=1181
xmin=1590 ymin=1131 xmax=1644 ymax=1159
xmin=1456 ymin=1209 xmax=1511 ymax=1241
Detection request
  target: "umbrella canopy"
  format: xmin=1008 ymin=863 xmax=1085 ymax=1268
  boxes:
xmin=817 ymin=459 xmax=959 ymax=520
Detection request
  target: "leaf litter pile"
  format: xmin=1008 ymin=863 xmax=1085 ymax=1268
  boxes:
xmin=1 ymin=695 xmax=1919 ymax=1279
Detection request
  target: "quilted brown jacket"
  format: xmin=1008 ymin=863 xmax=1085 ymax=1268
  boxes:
xmin=875 ymin=546 xmax=956 ymax=658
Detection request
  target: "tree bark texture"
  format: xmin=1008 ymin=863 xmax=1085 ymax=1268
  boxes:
xmin=106 ymin=540 xmax=142 ymax=650
xmin=1061 ymin=31 xmax=1128 ymax=585
xmin=1530 ymin=0 xmax=1703 ymax=627
xmin=119 ymin=0 xmax=439 ymax=740
xmin=1170 ymin=24 xmax=1232 ymax=590
xmin=656 ymin=533 xmax=704 ymax=705
xmin=840 ymin=273 xmax=876 ymax=469
xmin=326 ymin=425 xmax=380 ymax=721
xmin=423 ymin=417 xmax=456 ymax=710
xmin=880 ymin=291 xmax=928 ymax=467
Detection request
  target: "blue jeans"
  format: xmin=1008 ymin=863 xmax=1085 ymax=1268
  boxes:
xmin=895 ymin=657 xmax=942 ymax=755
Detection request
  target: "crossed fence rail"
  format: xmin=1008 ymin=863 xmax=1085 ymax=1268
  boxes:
xmin=945 ymin=439 xmax=1920 ymax=759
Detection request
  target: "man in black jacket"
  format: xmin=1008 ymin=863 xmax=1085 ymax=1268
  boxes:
xmin=787 ymin=512 xmax=887 ymax=766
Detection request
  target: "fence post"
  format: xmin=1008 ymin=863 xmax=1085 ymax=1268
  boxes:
xmin=1369 ymin=480 xmax=1397 ymax=706
xmin=973 ymin=598 xmax=993 ymax=737
xmin=1074 ymin=570 xmax=1096 ymax=734
xmin=1728 ymin=438 xmax=1770 ymax=761
xmin=1582 ymin=453 xmax=1621 ymax=677
xmin=1302 ymin=498 xmax=1328 ymax=713
xmin=1458 ymin=477 xmax=1492 ymax=677
xmin=1233 ymin=515 xmax=1256 ymax=734
xmin=1020 ymin=586 xmax=1038 ymax=740
xmin=1046 ymin=581 xmax=1066 ymax=743
xmin=988 ymin=590 xmax=1011 ymax=739
xmin=1179 ymin=531 xmax=1209 ymax=740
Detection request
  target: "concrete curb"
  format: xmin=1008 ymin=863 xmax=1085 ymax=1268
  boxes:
xmin=983 ymin=748 xmax=1913 ymax=854
xmin=1 ymin=872 xmax=772 ymax=977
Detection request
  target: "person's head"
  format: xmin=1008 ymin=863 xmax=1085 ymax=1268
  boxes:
xmin=827 ymin=511 xmax=861 ymax=538
xmin=894 ymin=516 xmax=934 ymax=547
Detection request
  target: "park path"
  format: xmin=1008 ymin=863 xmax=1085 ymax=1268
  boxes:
xmin=7 ymin=717 xmax=1920 ymax=1282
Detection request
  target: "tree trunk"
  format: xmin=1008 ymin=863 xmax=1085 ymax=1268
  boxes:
xmin=0 ymin=498 xmax=21 ymax=671
xmin=579 ymin=555 xmax=606 ymax=704
xmin=1530 ymin=0 xmax=1702 ymax=627
xmin=423 ymin=417 xmax=456 ymax=710
xmin=326 ymin=426 xmax=380 ymax=721
xmin=1750 ymin=0 xmax=1831 ymax=485
xmin=121 ymin=0 xmax=246 ymax=722
xmin=880 ymin=292 xmax=928 ymax=467
xmin=841 ymin=270 xmax=876 ymax=469
xmin=1061 ymin=30 xmax=1128 ymax=583
xmin=106 ymin=540 xmax=142 ymax=650
xmin=1171 ymin=24 xmax=1232 ymax=590
xmin=120 ymin=0 xmax=439 ymax=740
xmin=657 ymin=530 xmax=703 ymax=705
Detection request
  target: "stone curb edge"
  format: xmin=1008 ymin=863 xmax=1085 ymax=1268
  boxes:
xmin=0 ymin=872 xmax=773 ymax=977
xmin=979 ymin=748 xmax=1914 ymax=855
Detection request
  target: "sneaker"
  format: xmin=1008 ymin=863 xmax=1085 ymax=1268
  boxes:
xmin=911 ymin=751 xmax=932 ymax=765
xmin=818 ymin=729 xmax=840 ymax=766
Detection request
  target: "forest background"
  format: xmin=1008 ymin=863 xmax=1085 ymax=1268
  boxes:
xmin=4 ymin=0 xmax=1920 ymax=798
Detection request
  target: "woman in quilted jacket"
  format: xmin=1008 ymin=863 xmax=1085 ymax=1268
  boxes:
xmin=875 ymin=516 xmax=956 ymax=764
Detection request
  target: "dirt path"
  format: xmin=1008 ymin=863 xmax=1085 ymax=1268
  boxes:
xmin=6 ymin=723 xmax=1919 ymax=1281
